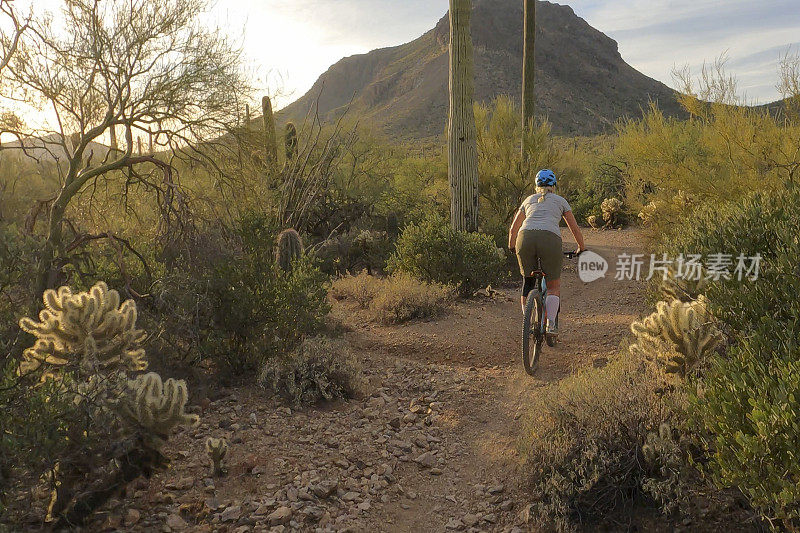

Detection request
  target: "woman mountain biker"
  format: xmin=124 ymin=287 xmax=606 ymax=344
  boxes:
xmin=508 ymin=169 xmax=586 ymax=342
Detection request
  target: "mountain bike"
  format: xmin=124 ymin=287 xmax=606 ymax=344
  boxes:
xmin=521 ymin=251 xmax=581 ymax=376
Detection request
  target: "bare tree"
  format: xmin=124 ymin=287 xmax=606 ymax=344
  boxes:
xmin=1 ymin=0 xmax=252 ymax=292
xmin=0 ymin=0 xmax=28 ymax=74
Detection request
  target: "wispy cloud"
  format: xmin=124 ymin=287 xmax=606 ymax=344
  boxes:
xmin=567 ymin=0 xmax=800 ymax=103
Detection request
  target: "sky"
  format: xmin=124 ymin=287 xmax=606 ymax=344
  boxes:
xmin=7 ymin=0 xmax=800 ymax=111
xmin=210 ymin=0 xmax=799 ymax=108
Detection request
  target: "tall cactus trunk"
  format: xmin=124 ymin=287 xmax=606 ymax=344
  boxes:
xmin=447 ymin=0 xmax=479 ymax=233
xmin=521 ymin=0 xmax=536 ymax=161
xmin=262 ymin=95 xmax=278 ymax=164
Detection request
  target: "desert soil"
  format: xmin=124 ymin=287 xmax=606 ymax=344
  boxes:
xmin=20 ymin=228 xmax=659 ymax=532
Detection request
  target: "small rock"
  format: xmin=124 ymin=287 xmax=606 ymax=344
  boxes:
xmin=462 ymin=513 xmax=480 ymax=527
xmin=487 ymin=484 xmax=504 ymax=494
xmin=267 ymin=506 xmax=293 ymax=526
xmin=430 ymin=468 xmax=443 ymax=476
xmin=220 ymin=505 xmax=242 ymax=522
xmin=500 ymin=500 xmax=514 ymax=511
xmin=312 ymin=480 xmax=338 ymax=499
xmin=165 ymin=513 xmax=187 ymax=531
xmin=125 ymin=508 xmax=141 ymax=526
xmin=342 ymin=491 xmax=361 ymax=502
xmin=356 ymin=501 xmax=371 ymax=512
xmin=414 ymin=452 xmax=437 ymax=469
xmin=445 ymin=517 xmax=465 ymax=530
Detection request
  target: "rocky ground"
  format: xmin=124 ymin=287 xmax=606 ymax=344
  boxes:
xmin=13 ymin=228 xmax=749 ymax=532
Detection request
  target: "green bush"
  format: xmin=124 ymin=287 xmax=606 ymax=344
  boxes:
xmin=204 ymin=253 xmax=330 ymax=375
xmin=387 ymin=212 xmax=503 ymax=296
xmin=259 ymin=336 xmax=363 ymax=407
xmin=663 ymin=184 xmax=800 ymax=526
xmin=521 ymin=353 xmax=686 ymax=531
xmin=568 ymin=162 xmax=627 ymax=224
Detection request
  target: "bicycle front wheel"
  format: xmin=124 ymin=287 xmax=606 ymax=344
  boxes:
xmin=521 ymin=291 xmax=544 ymax=376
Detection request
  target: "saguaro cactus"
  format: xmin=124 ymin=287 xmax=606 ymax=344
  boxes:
xmin=447 ymin=0 xmax=479 ymax=232
xmin=262 ymin=95 xmax=278 ymax=164
xmin=285 ymin=122 xmax=298 ymax=161
xmin=275 ymin=228 xmax=303 ymax=272
xmin=521 ymin=0 xmax=536 ymax=159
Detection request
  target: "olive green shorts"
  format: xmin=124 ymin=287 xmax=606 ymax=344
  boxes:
xmin=516 ymin=229 xmax=563 ymax=280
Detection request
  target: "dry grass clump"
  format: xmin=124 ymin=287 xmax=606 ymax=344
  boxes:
xmin=329 ymin=270 xmax=382 ymax=308
xmin=331 ymin=271 xmax=452 ymax=324
xmin=521 ymin=352 xmax=686 ymax=531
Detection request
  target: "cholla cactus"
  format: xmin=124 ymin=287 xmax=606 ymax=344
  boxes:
xmin=285 ymin=122 xmax=298 ymax=161
xmin=275 ymin=228 xmax=303 ymax=272
xmin=18 ymin=281 xmax=147 ymax=376
xmin=637 ymin=199 xmax=663 ymax=225
xmin=119 ymin=373 xmax=199 ymax=449
xmin=586 ymin=214 xmax=601 ymax=229
xmin=630 ymin=296 xmax=721 ymax=377
xmin=660 ymin=265 xmax=708 ymax=302
xmin=601 ymin=198 xmax=624 ymax=228
xmin=205 ymin=437 xmax=228 ymax=477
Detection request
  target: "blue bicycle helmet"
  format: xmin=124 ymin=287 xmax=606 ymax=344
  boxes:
xmin=536 ymin=169 xmax=557 ymax=187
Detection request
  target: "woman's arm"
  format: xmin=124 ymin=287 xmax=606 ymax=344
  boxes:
xmin=508 ymin=209 xmax=525 ymax=251
xmin=563 ymin=211 xmax=586 ymax=252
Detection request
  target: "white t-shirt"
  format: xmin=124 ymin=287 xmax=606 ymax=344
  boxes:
xmin=519 ymin=193 xmax=572 ymax=236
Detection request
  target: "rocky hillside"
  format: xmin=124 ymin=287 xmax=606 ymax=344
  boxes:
xmin=279 ymin=0 xmax=685 ymax=139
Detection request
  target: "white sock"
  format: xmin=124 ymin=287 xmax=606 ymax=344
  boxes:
xmin=546 ymin=295 xmax=560 ymax=326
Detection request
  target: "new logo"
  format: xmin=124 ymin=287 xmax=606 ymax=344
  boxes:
xmin=578 ymin=251 xmax=608 ymax=283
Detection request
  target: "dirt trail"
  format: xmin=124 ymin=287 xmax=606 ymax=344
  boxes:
xmin=340 ymin=228 xmax=648 ymax=532
xmin=75 ymin=229 xmax=648 ymax=533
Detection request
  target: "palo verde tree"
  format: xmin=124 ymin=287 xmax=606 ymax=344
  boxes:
xmin=447 ymin=0 xmax=479 ymax=232
xmin=521 ymin=0 xmax=535 ymax=160
xmin=0 ymin=0 xmax=252 ymax=293
xmin=0 ymin=0 xmax=28 ymax=75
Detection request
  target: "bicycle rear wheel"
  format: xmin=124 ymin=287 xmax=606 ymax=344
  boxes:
xmin=521 ymin=291 xmax=544 ymax=375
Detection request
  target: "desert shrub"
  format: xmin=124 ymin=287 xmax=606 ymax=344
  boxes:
xmin=315 ymin=228 xmax=393 ymax=276
xmin=204 ymin=253 xmax=329 ymax=375
xmin=259 ymin=336 xmax=363 ymax=407
xmin=521 ymin=353 xmax=687 ymax=531
xmin=330 ymin=270 xmax=382 ymax=308
xmin=568 ymin=162 xmax=627 ymax=224
xmin=387 ymin=212 xmax=503 ymax=296
xmin=1 ymin=282 xmax=198 ymax=527
xmin=474 ymin=96 xmax=588 ymax=239
xmin=332 ymin=271 xmax=452 ymax=324
xmin=370 ymin=273 xmax=452 ymax=324
xmin=662 ymin=184 xmax=800 ymax=527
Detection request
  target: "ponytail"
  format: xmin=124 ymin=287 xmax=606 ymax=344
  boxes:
xmin=536 ymin=185 xmax=555 ymax=203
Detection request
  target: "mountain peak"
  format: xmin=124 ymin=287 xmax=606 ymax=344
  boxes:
xmin=280 ymin=0 xmax=683 ymax=139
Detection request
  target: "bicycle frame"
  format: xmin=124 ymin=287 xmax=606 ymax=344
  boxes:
xmin=521 ymin=251 xmax=581 ymax=375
